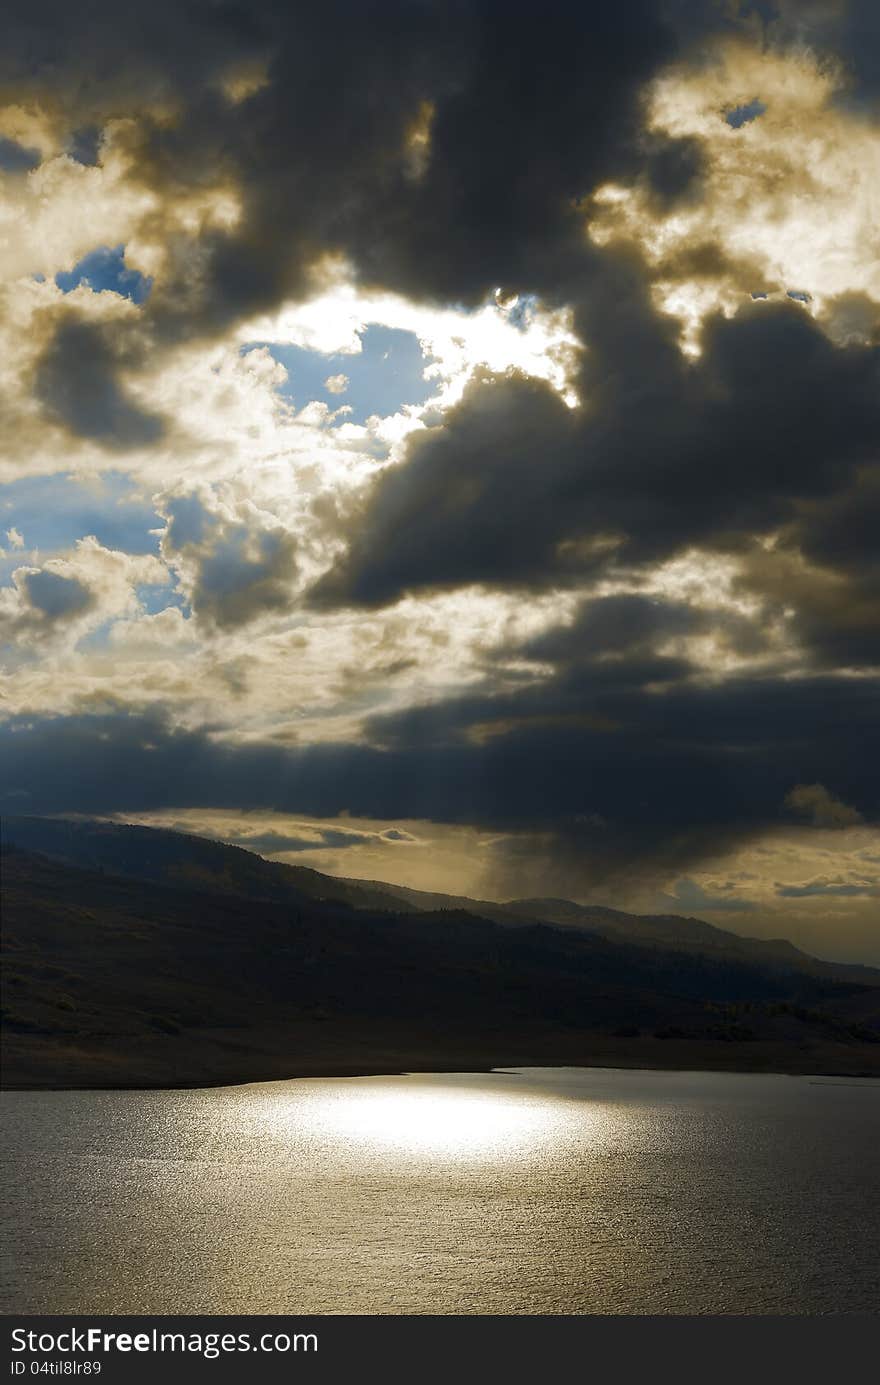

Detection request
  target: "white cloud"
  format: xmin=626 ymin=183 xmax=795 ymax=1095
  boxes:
xmin=0 ymin=537 xmax=166 ymax=651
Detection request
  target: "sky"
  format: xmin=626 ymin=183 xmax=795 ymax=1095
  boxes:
xmin=1 ymin=0 xmax=878 ymax=963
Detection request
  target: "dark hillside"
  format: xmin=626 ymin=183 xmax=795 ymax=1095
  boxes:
xmin=3 ymin=841 xmax=878 ymax=1088
xmin=2 ymin=815 xmax=874 ymax=986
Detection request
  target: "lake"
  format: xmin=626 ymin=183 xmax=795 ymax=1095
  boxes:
xmin=1 ymin=1067 xmax=878 ymax=1314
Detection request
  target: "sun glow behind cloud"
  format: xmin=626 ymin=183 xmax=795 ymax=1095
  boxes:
xmin=243 ymin=270 xmax=582 ymax=415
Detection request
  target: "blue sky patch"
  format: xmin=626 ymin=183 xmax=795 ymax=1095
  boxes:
xmin=55 ymin=245 xmax=152 ymax=304
xmin=67 ymin=126 xmax=102 ymax=166
xmin=0 ymin=137 xmax=40 ymax=173
xmin=74 ymin=618 xmax=119 ymax=653
xmin=725 ymin=99 xmax=767 ymax=128
xmin=136 ymin=582 xmax=187 ymax=616
xmin=506 ymin=294 xmax=540 ymax=330
xmin=0 ymin=472 xmax=162 ymax=561
xmin=257 ymin=324 xmax=436 ymax=424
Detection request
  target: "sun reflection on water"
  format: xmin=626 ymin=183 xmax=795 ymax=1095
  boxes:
xmin=315 ymin=1087 xmax=555 ymax=1153
xmin=252 ymin=1076 xmax=594 ymax=1161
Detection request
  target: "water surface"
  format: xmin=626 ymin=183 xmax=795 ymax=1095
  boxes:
xmin=2 ymin=1067 xmax=878 ymax=1314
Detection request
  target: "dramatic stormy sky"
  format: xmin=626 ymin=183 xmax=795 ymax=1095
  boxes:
xmin=1 ymin=1 xmax=878 ymax=961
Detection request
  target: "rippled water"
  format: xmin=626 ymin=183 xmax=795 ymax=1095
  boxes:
xmin=2 ymin=1067 xmax=878 ymax=1314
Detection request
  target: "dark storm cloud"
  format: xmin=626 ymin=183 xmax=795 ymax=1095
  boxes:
xmin=3 ymin=1 xmax=723 ymax=339
xmin=315 ymin=293 xmax=880 ymax=616
xmin=10 ymin=0 xmax=873 ymax=442
xmin=336 ymin=3 xmax=678 ymax=306
xmin=1 ymin=666 xmax=875 ymax=882
xmin=796 ymin=466 xmax=880 ymax=580
xmin=3 ymin=0 xmax=878 ymax=901
xmin=34 ymin=321 xmax=164 ymax=450
xmin=0 ymin=1 xmax=270 ymax=126
xmin=5 ymin=0 xmax=724 ymax=437
xmin=4 ymin=1 xmax=875 ymax=343
xmin=123 ymin=0 xmax=696 ymax=336
xmin=358 ymin=664 xmax=880 ymax=833
xmin=312 ymin=368 xmax=583 ymax=606
xmin=753 ymin=466 xmax=880 ymax=670
xmin=726 ymin=453 xmax=880 ymax=674
xmin=639 ymin=133 xmax=705 ymax=208
xmin=519 ymin=593 xmax=768 ymax=664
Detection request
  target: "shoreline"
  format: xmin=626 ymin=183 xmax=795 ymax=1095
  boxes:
xmin=4 ymin=1038 xmax=880 ymax=1093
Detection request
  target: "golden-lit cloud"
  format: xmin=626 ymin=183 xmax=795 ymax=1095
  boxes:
xmin=588 ymin=39 xmax=880 ymax=352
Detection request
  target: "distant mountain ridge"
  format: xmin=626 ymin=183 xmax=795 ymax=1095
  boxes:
xmin=3 ymin=816 xmax=879 ymax=1088
xmin=1 ymin=814 xmax=872 ymax=987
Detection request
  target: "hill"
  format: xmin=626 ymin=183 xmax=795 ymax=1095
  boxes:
xmin=2 ymin=818 xmax=879 ymax=1088
xmin=2 ymin=814 xmax=873 ymax=985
